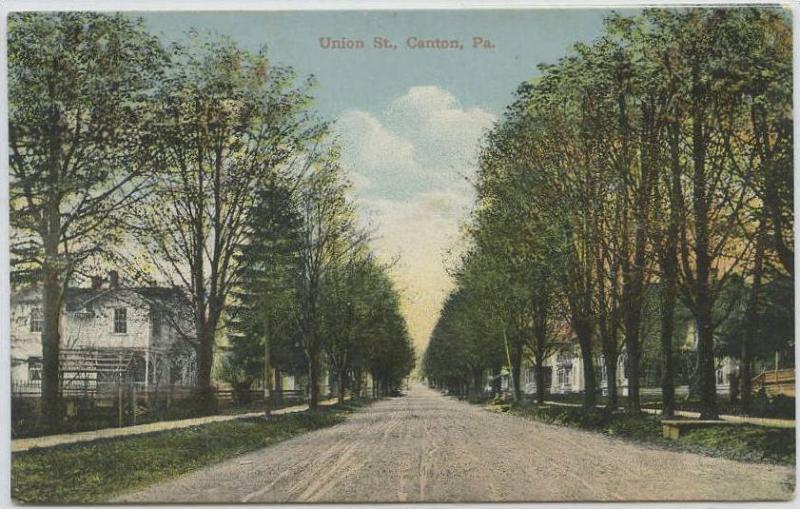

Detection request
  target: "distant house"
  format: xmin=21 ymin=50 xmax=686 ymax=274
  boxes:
xmin=504 ymin=321 xmax=739 ymax=399
xmin=10 ymin=272 xmax=197 ymax=396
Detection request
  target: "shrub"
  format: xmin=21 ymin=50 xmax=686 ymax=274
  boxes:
xmin=508 ymin=402 xmax=794 ymax=466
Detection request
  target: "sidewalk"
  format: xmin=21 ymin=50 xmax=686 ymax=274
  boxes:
xmin=12 ymin=398 xmax=339 ymax=453
xmin=543 ymin=400 xmax=795 ymax=428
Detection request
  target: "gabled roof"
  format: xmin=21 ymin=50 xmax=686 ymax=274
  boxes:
xmin=11 ymin=285 xmax=189 ymax=312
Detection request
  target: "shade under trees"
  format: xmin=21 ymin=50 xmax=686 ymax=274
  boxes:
xmin=424 ymin=7 xmax=793 ymax=420
xmin=10 ymin=13 xmax=415 ymax=429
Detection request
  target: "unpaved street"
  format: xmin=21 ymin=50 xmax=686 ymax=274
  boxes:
xmin=117 ymin=383 xmax=795 ymax=503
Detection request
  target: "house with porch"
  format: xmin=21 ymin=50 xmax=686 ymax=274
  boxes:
xmin=10 ymin=271 xmax=197 ymax=398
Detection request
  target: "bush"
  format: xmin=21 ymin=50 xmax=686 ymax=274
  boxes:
xmin=680 ymin=425 xmax=795 ymax=465
xmin=768 ymin=395 xmax=795 ymax=418
xmin=508 ymin=402 xmax=794 ymax=466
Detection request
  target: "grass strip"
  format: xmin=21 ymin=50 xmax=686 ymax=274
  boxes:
xmin=12 ymin=399 xmax=369 ymax=504
xmin=506 ymin=402 xmax=795 ymax=466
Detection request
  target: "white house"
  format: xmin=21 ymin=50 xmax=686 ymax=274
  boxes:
xmin=10 ymin=272 xmax=197 ymax=396
xmin=509 ymin=320 xmax=739 ymax=399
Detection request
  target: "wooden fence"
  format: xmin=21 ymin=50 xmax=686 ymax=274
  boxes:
xmin=752 ymin=369 xmax=795 ymax=398
xmin=11 ymin=381 xmax=308 ymax=438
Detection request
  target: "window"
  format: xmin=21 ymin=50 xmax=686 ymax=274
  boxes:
xmin=130 ymin=355 xmax=147 ymax=383
xmin=716 ymin=367 xmax=725 ymax=385
xmin=30 ymin=307 xmax=42 ymax=333
xmin=28 ymin=357 xmax=42 ymax=381
xmin=150 ymin=308 xmax=162 ymax=337
xmin=113 ymin=308 xmax=127 ymax=334
xmin=556 ymin=351 xmax=573 ymax=388
xmin=557 ymin=367 xmax=572 ymax=387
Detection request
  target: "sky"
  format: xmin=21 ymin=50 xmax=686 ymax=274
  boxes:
xmin=139 ymin=9 xmax=625 ymax=353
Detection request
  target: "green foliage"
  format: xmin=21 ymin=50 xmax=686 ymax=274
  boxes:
xmin=224 ymin=159 xmax=416 ymax=400
xmin=134 ymin=31 xmax=328 ymax=395
xmin=679 ymin=425 xmax=795 ymax=464
xmin=509 ymin=403 xmax=795 ymax=465
xmin=9 ymin=12 xmax=417 ymax=431
xmin=9 ymin=12 xmax=166 ymax=284
xmin=9 ymin=11 xmax=170 ymax=430
xmin=227 ymin=178 xmax=307 ymax=386
xmin=425 ymin=7 xmax=794 ymax=416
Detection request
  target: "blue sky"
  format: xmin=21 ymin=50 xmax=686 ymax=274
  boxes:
xmin=138 ymin=9 xmax=629 ymax=349
xmin=140 ymin=10 xmax=628 ymax=117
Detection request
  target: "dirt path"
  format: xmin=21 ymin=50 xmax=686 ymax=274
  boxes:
xmin=116 ymin=383 xmax=795 ymax=503
xmin=11 ymin=399 xmax=339 ymax=453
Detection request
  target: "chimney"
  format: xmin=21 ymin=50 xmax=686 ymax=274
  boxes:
xmin=109 ymin=270 xmax=119 ymax=288
xmin=91 ymin=276 xmax=103 ymax=290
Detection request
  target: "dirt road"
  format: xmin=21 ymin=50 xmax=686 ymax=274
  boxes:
xmin=117 ymin=383 xmax=795 ymax=503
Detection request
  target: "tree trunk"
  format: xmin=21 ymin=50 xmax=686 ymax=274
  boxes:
xmin=512 ymin=340 xmax=523 ymax=403
xmin=273 ymin=368 xmax=283 ymax=406
xmin=264 ymin=314 xmax=272 ymax=411
xmin=574 ymin=319 xmax=596 ymax=408
xmin=605 ymin=355 xmax=618 ymax=410
xmin=534 ymin=357 xmax=546 ymax=405
xmin=39 ymin=264 xmax=62 ymax=432
xmin=660 ymin=125 xmax=681 ymax=418
xmin=690 ymin=59 xmax=718 ymax=421
xmin=579 ymin=344 xmax=596 ymax=409
xmin=624 ymin=317 xmax=641 ymax=413
xmin=622 ymin=230 xmax=647 ymax=413
xmin=659 ymin=238 xmax=677 ymax=417
xmin=659 ymin=289 xmax=676 ymax=417
xmin=308 ymin=348 xmax=321 ymax=409
xmin=195 ymin=322 xmax=216 ymax=413
xmin=472 ymin=368 xmax=484 ymax=398
xmin=696 ymin=310 xmax=718 ymax=419
xmin=741 ymin=220 xmax=766 ymax=411
xmin=337 ymin=367 xmax=347 ymax=404
xmin=352 ymin=368 xmax=362 ymax=399
xmin=38 ymin=113 xmax=64 ymax=433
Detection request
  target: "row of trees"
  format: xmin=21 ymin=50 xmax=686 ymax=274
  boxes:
xmin=225 ymin=163 xmax=415 ymax=406
xmin=9 ymin=12 xmax=414 ymax=430
xmin=423 ymin=8 xmax=793 ymax=419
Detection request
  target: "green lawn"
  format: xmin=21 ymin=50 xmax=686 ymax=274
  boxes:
xmin=543 ymin=391 xmax=795 ymax=420
xmin=507 ymin=402 xmax=795 ymax=466
xmin=12 ymin=400 xmax=368 ymax=504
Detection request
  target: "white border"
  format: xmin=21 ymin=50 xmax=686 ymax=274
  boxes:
xmin=0 ymin=0 xmax=798 ymax=11
xmin=0 ymin=2 xmax=797 ymax=509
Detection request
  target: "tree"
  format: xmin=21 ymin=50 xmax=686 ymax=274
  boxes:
xmin=8 ymin=13 xmax=164 ymax=430
xmin=363 ymin=282 xmax=416 ymax=397
xmin=292 ymin=151 xmax=361 ymax=408
xmin=321 ymin=250 xmax=380 ymax=404
xmin=656 ymin=9 xmax=774 ymax=419
xmin=732 ymin=8 xmax=793 ymax=408
xmin=427 ymin=7 xmax=792 ymax=419
xmin=227 ymin=177 xmax=303 ymax=408
xmin=137 ymin=33 xmax=324 ymax=408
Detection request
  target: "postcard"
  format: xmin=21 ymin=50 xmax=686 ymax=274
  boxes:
xmin=3 ymin=1 xmax=797 ymax=506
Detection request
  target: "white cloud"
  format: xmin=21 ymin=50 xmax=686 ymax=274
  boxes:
xmin=336 ymin=86 xmax=496 ymax=351
xmin=386 ymin=86 xmax=496 ymax=170
xmin=336 ymin=110 xmax=418 ymax=193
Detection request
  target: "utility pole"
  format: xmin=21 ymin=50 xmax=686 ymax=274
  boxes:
xmin=502 ymin=326 xmax=515 ymax=401
xmin=264 ymin=313 xmax=272 ymax=417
